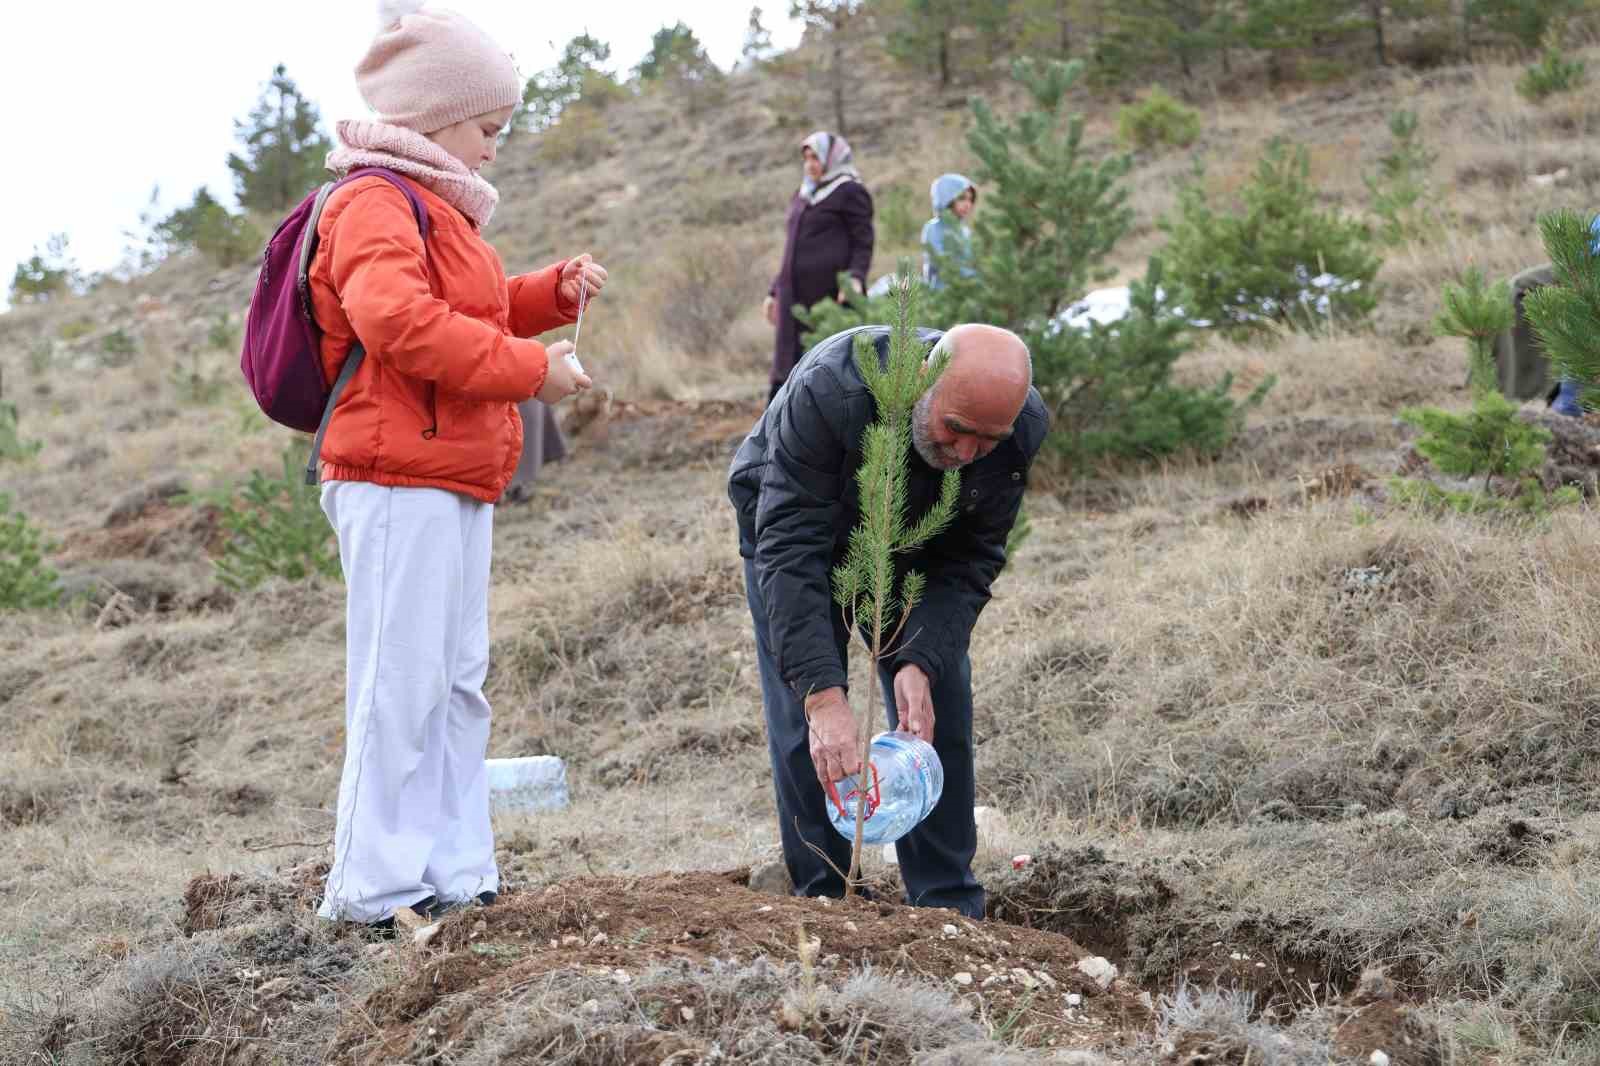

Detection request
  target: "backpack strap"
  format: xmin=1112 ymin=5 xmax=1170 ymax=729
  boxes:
xmin=301 ymin=167 xmax=432 ymax=487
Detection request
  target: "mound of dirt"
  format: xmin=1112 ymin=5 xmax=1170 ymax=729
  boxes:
xmin=173 ymin=865 xmax=1149 ymax=1063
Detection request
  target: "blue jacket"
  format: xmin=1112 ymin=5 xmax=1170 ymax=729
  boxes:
xmin=921 ymin=173 xmax=976 ymax=290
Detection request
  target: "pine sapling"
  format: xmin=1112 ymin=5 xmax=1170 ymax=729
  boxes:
xmin=1526 ymin=209 xmax=1600 ymax=398
xmin=1434 ymin=266 xmax=1512 ymax=397
xmin=830 ymin=274 xmax=959 ymax=898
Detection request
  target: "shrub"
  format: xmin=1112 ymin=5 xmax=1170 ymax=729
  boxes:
xmin=538 ymin=104 xmax=616 ymax=165
xmin=658 ymin=233 xmax=755 ymax=353
xmin=203 ymin=449 xmax=341 ymax=591
xmin=0 ymin=399 xmax=41 ymax=462
xmin=0 ymin=493 xmax=60 ymax=611
xmin=102 ymin=328 xmax=137 ymax=361
xmin=1116 ymin=87 xmax=1201 ymax=151
xmin=1160 ymin=139 xmax=1381 ymax=332
xmin=1517 ymin=49 xmax=1586 ymax=102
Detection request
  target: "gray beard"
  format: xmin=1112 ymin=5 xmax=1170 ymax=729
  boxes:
xmin=911 ymin=392 xmax=959 ymax=470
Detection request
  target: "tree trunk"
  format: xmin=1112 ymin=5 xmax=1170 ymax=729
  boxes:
xmin=831 ymin=14 xmax=848 ymax=137
xmin=938 ymin=26 xmax=950 ymax=88
xmin=1370 ymin=0 xmax=1387 ymax=66
xmin=1057 ymin=0 xmax=1071 ymax=56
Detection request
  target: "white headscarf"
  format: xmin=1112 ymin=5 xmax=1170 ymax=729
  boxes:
xmin=799 ymin=130 xmax=861 ymax=205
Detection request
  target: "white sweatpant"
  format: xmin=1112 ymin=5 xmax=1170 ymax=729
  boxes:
xmin=316 ymin=481 xmax=499 ymax=923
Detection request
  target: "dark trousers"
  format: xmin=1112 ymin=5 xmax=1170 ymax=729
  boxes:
xmin=743 ymin=559 xmax=983 ymax=917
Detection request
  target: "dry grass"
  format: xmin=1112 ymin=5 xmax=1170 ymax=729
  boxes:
xmin=8 ymin=37 xmax=1600 ymax=1066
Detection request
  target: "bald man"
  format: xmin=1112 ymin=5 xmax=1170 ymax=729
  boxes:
xmin=728 ymin=323 xmax=1047 ymax=918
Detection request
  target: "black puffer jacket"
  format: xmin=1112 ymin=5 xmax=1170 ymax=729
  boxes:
xmin=728 ymin=325 xmax=1049 ymax=699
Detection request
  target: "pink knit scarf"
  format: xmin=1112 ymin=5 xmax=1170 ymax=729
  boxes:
xmin=326 ymin=119 xmax=499 ymax=226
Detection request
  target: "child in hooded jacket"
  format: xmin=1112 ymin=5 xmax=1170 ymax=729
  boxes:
xmin=308 ymin=0 xmax=607 ymax=927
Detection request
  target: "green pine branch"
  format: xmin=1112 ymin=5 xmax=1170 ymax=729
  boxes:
xmin=827 ymin=273 xmax=959 ymax=897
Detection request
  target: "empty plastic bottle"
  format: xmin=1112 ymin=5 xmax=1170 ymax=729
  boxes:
xmin=826 ymin=731 xmax=944 ymax=845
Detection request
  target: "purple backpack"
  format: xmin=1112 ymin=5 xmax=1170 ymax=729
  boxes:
xmin=239 ymin=167 xmax=430 ymax=484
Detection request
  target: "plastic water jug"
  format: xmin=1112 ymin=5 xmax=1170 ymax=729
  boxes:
xmin=485 ymin=756 xmax=570 ymax=814
xmin=826 ymin=732 xmax=943 ymax=845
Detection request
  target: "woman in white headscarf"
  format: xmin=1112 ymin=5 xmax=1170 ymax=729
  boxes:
xmin=762 ymin=131 xmax=875 ymax=404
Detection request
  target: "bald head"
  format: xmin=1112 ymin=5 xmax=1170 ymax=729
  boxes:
xmin=912 ymin=324 xmax=1032 ymax=470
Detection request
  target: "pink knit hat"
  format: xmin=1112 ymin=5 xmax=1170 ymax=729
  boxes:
xmin=356 ymin=1 xmax=521 ymax=133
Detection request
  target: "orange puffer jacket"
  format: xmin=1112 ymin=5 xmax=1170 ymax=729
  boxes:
xmin=307 ymin=173 xmax=574 ymax=502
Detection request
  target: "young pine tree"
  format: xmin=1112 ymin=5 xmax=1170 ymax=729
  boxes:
xmin=830 ymin=274 xmax=959 ymax=897
xmin=1397 ymin=266 xmax=1569 ymax=512
xmin=1527 ymin=208 xmax=1600 ymax=400
xmin=227 ymin=64 xmax=335 ymax=214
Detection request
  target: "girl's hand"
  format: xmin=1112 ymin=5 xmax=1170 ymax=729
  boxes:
xmin=763 ymin=295 xmax=778 ymax=326
xmin=559 ymin=253 xmax=607 ymax=309
xmin=538 ymin=340 xmax=592 ymax=403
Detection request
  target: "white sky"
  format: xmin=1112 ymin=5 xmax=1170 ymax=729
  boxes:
xmin=0 ymin=1 xmax=800 ymax=297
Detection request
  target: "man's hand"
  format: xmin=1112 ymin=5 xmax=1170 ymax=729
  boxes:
xmin=536 ymin=340 xmax=592 ymax=403
xmin=892 ymin=664 xmax=935 ymax=743
xmin=836 ymin=276 xmax=864 ymax=304
xmin=804 ymin=687 xmax=861 ymax=790
xmin=763 ymin=294 xmax=778 ymax=326
xmin=558 ymin=253 xmax=608 ymax=309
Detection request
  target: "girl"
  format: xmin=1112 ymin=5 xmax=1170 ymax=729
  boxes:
xmin=308 ymin=0 xmax=607 ymax=927
xmin=921 ymin=173 xmax=977 ymax=291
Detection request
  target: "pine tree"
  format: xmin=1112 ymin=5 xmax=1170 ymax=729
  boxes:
xmin=792 ymin=0 xmax=861 ymax=135
xmin=0 ymin=493 xmax=60 ymax=612
xmin=741 ymin=6 xmax=776 ymax=66
xmin=1395 ymin=266 xmax=1569 ymax=514
xmin=9 ymin=233 xmax=79 ymax=304
xmin=1364 ymin=110 xmax=1439 ymax=246
xmin=884 ymin=0 xmax=965 ymax=88
xmin=1526 ymin=209 xmax=1600 ymax=398
xmin=1160 ymin=139 xmax=1381 ymax=331
xmin=797 ymin=59 xmax=1265 ymax=462
xmin=1434 ymin=266 xmax=1509 ymax=394
xmin=635 ymin=23 xmax=723 ymax=115
xmin=227 ymin=64 xmax=334 ymax=214
xmin=517 ymin=34 xmax=619 ymax=133
xmin=830 ymin=275 xmax=959 ymax=897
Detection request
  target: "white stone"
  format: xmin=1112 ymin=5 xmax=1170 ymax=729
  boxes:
xmin=942 ymin=924 xmax=959 ymax=936
xmin=1075 ymin=956 xmax=1118 ymax=989
xmin=1065 ymin=993 xmax=1083 ymax=1007
xmin=412 ymin=922 xmax=442 ymax=948
xmin=486 ymin=756 xmax=569 ymax=814
xmin=953 ymin=972 xmax=973 ymax=986
xmin=1370 ymin=1053 xmax=1390 ymax=1066
xmin=882 ymin=843 xmax=897 ymax=863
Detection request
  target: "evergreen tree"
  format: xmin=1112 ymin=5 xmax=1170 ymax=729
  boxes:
xmin=0 ymin=493 xmax=60 ymax=612
xmin=792 ymin=0 xmax=861 ymax=135
xmin=634 ymin=23 xmax=723 ymax=115
xmin=830 ymin=274 xmax=959 ymax=896
xmin=1364 ymin=110 xmax=1439 ymax=246
xmin=518 ymin=33 xmax=619 ymax=132
xmin=799 ymin=59 xmax=1265 ymax=462
xmin=155 ymin=188 xmax=263 ymax=268
xmin=1396 ymin=266 xmax=1570 ymax=514
xmin=9 ymin=233 xmax=79 ymax=304
xmin=1526 ymin=209 xmax=1600 ymax=397
xmin=1160 ymin=139 xmax=1381 ymax=331
xmin=884 ymin=0 xmax=965 ymax=88
xmin=741 ymin=5 xmax=776 ymax=65
xmin=226 ymin=64 xmax=334 ymax=214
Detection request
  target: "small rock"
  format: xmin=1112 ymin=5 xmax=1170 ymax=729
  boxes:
xmin=756 ymin=905 xmax=773 ymax=913
xmin=590 ymin=932 xmax=608 ymax=945
xmin=680 ymin=1006 xmax=695 ymax=1022
xmin=1075 ymin=956 xmax=1118 ymax=989
xmin=1065 ymin=992 xmax=1083 ymax=1007
xmin=843 ymin=920 xmax=858 ymax=932
xmin=1034 ymin=970 xmax=1056 ymax=988
xmin=581 ymin=998 xmax=600 ymax=1014
xmin=942 ymin=924 xmax=959 ymax=936
xmin=748 ymin=860 xmax=792 ymax=897
xmin=412 ymin=922 xmax=442 ymax=948
xmin=953 ymin=972 xmax=973 ymax=986
xmin=612 ymin=969 xmax=631 ymax=984
xmin=1370 ymin=1053 xmax=1390 ymax=1066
